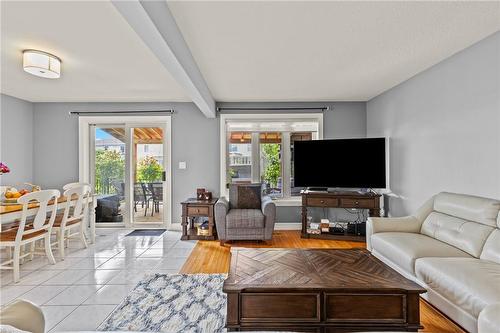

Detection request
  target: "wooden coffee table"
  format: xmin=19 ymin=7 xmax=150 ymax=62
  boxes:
xmin=223 ymin=248 xmax=426 ymax=332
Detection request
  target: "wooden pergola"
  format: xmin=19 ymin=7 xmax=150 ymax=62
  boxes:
xmin=102 ymin=127 xmax=163 ymax=144
xmin=102 ymin=127 xmax=164 ymax=180
xmin=229 ymin=132 xmax=312 ymax=144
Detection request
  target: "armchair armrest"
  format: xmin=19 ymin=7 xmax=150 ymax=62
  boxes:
xmin=261 ymin=196 xmax=276 ymax=240
xmin=215 ymin=197 xmax=229 ymax=240
xmin=366 ymin=216 xmax=423 ymax=251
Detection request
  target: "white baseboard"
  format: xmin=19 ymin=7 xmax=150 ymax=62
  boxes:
xmin=274 ymin=223 xmax=302 ymax=230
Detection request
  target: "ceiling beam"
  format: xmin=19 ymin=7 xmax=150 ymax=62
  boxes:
xmin=111 ymin=0 xmax=216 ymax=118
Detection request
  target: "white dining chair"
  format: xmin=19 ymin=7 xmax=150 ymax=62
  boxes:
xmin=63 ymin=182 xmax=96 ymax=244
xmin=52 ymin=184 xmax=91 ymax=259
xmin=63 ymin=182 xmax=90 ymax=190
xmin=0 ymin=189 xmax=59 ymax=283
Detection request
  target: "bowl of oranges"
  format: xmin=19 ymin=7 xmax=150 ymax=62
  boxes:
xmin=3 ymin=189 xmax=30 ymax=204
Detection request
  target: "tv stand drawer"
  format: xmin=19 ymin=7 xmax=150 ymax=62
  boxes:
xmin=340 ymin=198 xmax=376 ymax=209
xmin=306 ymin=197 xmax=338 ymax=207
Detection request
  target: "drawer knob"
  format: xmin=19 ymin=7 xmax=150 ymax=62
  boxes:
xmin=355 ymin=201 xmax=359 ymax=205
xmin=320 ymin=200 xmax=325 ymax=204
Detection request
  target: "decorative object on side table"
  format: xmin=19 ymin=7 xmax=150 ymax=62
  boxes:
xmin=181 ymin=197 xmax=218 ymax=240
xmin=196 ymin=188 xmax=206 ymax=200
xmin=197 ymin=220 xmax=210 ymax=236
xmin=203 ymin=191 xmax=212 ymax=200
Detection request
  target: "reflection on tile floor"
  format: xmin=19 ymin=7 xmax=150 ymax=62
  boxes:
xmin=0 ymin=229 xmax=195 ymax=332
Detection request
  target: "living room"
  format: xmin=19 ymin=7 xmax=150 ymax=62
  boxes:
xmin=0 ymin=1 xmax=499 ymax=333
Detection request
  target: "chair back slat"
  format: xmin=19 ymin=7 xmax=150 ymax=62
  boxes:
xmin=63 ymin=184 xmax=91 ymax=222
xmin=63 ymin=182 xmax=91 ymax=191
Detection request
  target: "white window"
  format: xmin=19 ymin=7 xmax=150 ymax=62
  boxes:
xmin=220 ymin=114 xmax=323 ymax=199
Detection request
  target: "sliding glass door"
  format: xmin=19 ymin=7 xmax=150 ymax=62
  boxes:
xmin=91 ymin=125 xmax=126 ymax=226
xmin=127 ymin=125 xmax=167 ymax=226
xmin=85 ymin=116 xmax=171 ymax=229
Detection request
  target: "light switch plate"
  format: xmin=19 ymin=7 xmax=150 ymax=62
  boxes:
xmin=179 ymin=161 xmax=187 ymax=169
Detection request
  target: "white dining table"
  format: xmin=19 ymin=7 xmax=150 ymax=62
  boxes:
xmin=0 ymin=195 xmax=96 ymax=243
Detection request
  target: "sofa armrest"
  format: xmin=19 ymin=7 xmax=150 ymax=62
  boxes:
xmin=478 ymin=303 xmax=500 ymax=333
xmin=366 ymin=216 xmax=423 ymax=251
xmin=215 ymin=197 xmax=229 ymax=240
xmin=261 ymin=196 xmax=276 ymax=240
xmin=0 ymin=300 xmax=45 ymax=333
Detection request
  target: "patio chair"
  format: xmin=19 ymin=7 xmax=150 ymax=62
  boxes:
xmin=148 ymin=182 xmax=163 ymax=216
xmin=134 ymin=183 xmax=150 ymax=216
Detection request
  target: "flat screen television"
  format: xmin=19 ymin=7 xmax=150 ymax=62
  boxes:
xmin=293 ymin=138 xmax=387 ymax=189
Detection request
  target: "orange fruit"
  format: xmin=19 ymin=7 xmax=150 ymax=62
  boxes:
xmin=12 ymin=192 xmax=21 ymax=198
xmin=5 ymin=191 xmax=13 ymax=198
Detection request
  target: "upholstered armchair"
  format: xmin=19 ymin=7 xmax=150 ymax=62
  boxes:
xmin=215 ymin=184 xmax=276 ymax=245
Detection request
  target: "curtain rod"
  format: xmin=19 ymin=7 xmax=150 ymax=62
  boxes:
xmin=69 ymin=110 xmax=174 ymax=115
xmin=217 ymin=106 xmax=330 ymax=112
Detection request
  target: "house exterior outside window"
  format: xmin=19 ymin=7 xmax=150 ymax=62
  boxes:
xmin=220 ymin=113 xmax=323 ymax=200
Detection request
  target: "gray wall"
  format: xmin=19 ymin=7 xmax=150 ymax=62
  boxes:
xmin=30 ymin=101 xmax=366 ymax=224
xmin=367 ymin=32 xmax=500 ymax=216
xmin=218 ymin=101 xmax=367 ymax=223
xmin=32 ymin=102 xmax=219 ymax=223
xmin=0 ymin=94 xmax=34 ymax=186
xmin=217 ymin=101 xmax=367 ymax=140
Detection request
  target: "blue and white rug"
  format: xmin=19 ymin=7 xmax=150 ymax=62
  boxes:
xmin=99 ymin=274 xmax=227 ymax=333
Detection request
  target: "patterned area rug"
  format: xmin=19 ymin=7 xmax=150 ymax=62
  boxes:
xmin=99 ymin=274 xmax=227 ymax=332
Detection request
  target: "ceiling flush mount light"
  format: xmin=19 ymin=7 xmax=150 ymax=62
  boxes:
xmin=23 ymin=49 xmax=61 ymax=79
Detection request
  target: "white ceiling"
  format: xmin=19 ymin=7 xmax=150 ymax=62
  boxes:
xmin=168 ymin=0 xmax=500 ymax=101
xmin=0 ymin=1 xmax=189 ymax=102
xmin=1 ymin=1 xmax=499 ymax=103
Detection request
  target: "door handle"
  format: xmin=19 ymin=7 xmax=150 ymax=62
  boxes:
xmin=162 ymin=171 xmax=166 ymax=181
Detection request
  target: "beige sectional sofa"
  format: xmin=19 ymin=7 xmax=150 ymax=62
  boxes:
xmin=367 ymin=192 xmax=500 ymax=333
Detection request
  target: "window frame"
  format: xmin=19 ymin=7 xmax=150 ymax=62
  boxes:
xmin=220 ymin=113 xmax=324 ymax=200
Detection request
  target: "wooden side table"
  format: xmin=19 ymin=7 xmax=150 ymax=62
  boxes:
xmin=181 ymin=198 xmax=218 ymax=241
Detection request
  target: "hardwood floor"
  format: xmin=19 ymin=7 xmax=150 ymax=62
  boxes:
xmin=180 ymin=230 xmax=467 ymax=333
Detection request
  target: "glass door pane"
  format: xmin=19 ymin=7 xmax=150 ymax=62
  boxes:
xmin=260 ymin=132 xmax=282 ymax=198
xmin=92 ymin=126 xmax=126 ymax=224
xmin=131 ymin=127 xmax=165 ymax=224
xmin=227 ymin=132 xmax=252 ymax=185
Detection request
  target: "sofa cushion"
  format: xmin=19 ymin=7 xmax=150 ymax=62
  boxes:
xmin=434 ymin=192 xmax=500 ymax=227
xmin=420 ymin=212 xmax=494 ymax=257
xmin=226 ymin=209 xmax=265 ymax=229
xmin=226 ymin=228 xmax=265 ymax=239
xmin=415 ymin=257 xmax=500 ymax=317
xmin=229 ymin=184 xmax=262 ymax=209
xmin=371 ymin=232 xmax=471 ymax=275
xmin=480 ymin=229 xmax=500 ymax=264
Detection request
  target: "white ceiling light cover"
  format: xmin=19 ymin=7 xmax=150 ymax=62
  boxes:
xmin=23 ymin=49 xmax=61 ymax=79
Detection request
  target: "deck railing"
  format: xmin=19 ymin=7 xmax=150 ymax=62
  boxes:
xmin=229 ymin=155 xmax=251 ymax=166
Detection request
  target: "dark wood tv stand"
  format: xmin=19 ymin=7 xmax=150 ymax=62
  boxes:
xmin=301 ymin=190 xmax=382 ymax=242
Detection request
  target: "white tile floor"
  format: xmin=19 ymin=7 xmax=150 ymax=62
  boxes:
xmin=0 ymin=229 xmax=196 ymax=332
